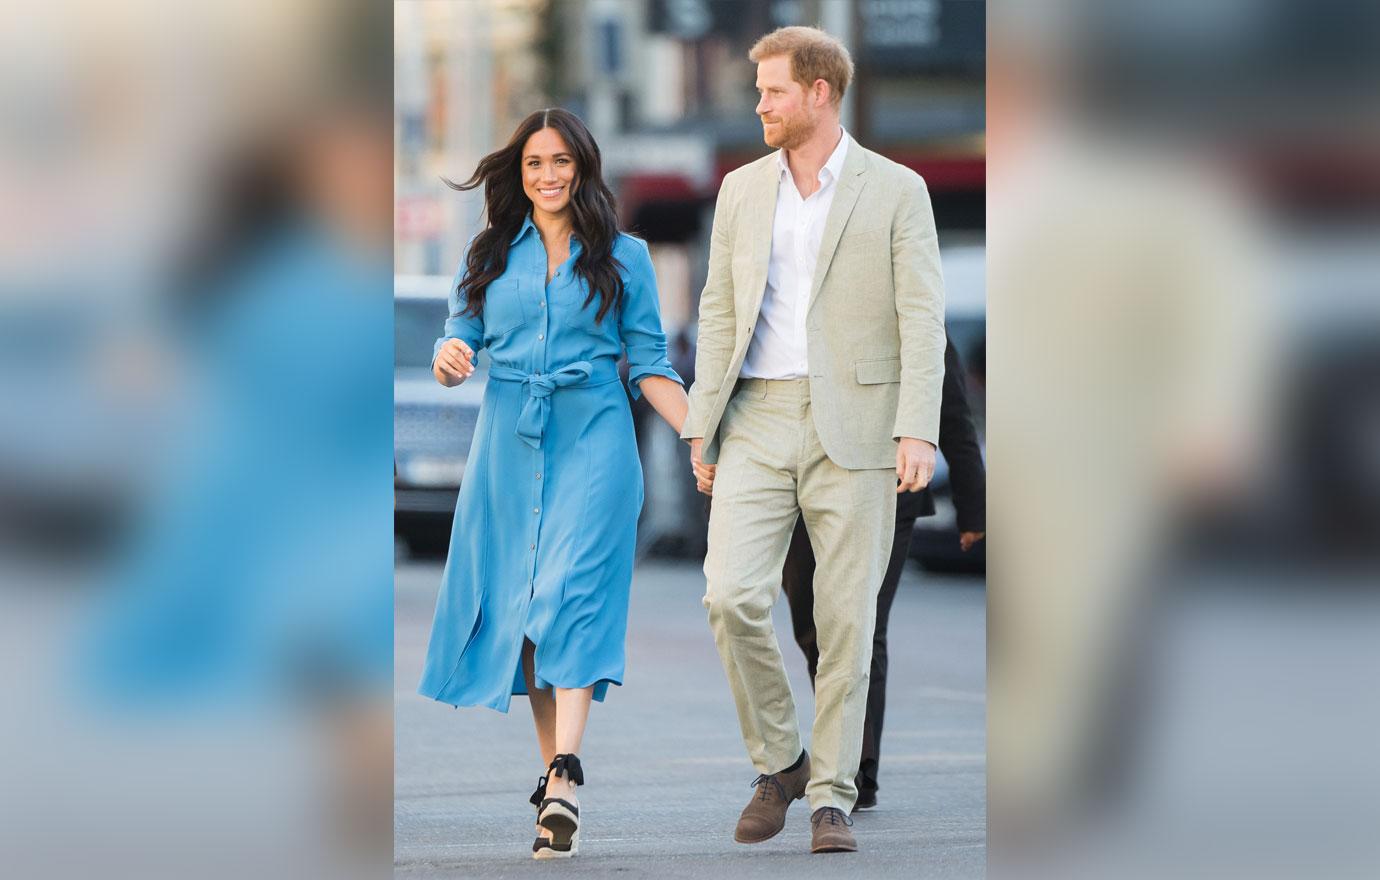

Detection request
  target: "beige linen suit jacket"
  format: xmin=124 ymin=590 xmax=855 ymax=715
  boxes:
xmin=680 ymin=138 xmax=947 ymax=470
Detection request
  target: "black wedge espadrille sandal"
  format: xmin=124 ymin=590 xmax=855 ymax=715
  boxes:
xmin=536 ymin=754 xmax=583 ymax=857
xmin=529 ymin=774 xmax=566 ymax=859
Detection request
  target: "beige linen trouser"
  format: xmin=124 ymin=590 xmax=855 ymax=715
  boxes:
xmin=703 ymin=378 xmax=896 ymax=812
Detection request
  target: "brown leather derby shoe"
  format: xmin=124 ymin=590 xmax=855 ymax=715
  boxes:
xmin=733 ymin=753 xmax=811 ymax=844
xmin=810 ymin=807 xmax=857 ymax=853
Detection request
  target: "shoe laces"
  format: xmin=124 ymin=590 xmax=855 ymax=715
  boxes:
xmin=548 ymin=753 xmax=584 ymax=786
xmin=529 ymin=774 xmax=548 ymax=808
xmin=749 ymin=773 xmax=788 ymax=802
xmin=812 ymin=807 xmax=854 ymax=828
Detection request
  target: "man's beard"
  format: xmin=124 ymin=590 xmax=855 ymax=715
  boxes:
xmin=763 ymin=108 xmax=816 ymax=150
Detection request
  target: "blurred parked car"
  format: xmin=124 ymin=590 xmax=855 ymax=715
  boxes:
xmin=0 ymin=302 xmax=160 ymax=559
xmin=394 ymin=275 xmax=485 ymax=556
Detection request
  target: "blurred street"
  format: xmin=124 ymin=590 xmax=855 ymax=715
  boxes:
xmin=395 ymin=557 xmax=985 ymax=878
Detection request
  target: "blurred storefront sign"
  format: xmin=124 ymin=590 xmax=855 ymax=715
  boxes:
xmin=858 ymin=0 xmax=985 ymax=73
xmin=649 ymin=0 xmax=749 ymax=40
xmin=601 ymin=133 xmax=716 ymax=187
xmin=649 ymin=0 xmax=983 ymax=74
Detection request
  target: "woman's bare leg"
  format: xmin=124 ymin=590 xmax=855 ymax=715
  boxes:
xmin=522 ymin=639 xmax=557 ymax=766
xmin=546 ymin=686 xmax=593 ymax=803
xmin=522 ymin=640 xmax=557 ymax=840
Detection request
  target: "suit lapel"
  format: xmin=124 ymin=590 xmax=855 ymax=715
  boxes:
xmin=808 ymin=141 xmax=868 ymax=310
xmin=742 ymin=158 xmax=780 ymax=322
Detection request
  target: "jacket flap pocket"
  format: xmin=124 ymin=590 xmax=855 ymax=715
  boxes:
xmin=854 ymin=356 xmax=901 ymax=385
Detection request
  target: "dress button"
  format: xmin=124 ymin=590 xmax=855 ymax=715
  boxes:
xmin=538 ymin=334 xmax=544 ymax=340
xmin=533 ymin=507 xmax=540 ymax=514
xmin=539 ymin=301 xmax=545 ymax=308
xmin=535 ymin=472 xmax=541 ymax=479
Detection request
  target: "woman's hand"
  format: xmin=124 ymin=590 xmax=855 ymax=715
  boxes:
xmin=434 ymin=339 xmax=475 ymax=387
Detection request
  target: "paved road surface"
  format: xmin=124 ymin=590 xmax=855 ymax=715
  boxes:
xmin=395 ymin=556 xmax=986 ymax=878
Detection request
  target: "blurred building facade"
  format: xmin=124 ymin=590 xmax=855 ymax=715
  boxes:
xmin=395 ymin=0 xmax=985 ymax=337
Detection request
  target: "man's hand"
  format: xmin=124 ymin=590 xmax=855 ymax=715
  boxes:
xmin=960 ymin=531 xmax=985 ymax=552
xmin=690 ymin=438 xmax=716 ymax=496
xmin=896 ymin=437 xmax=936 ymax=493
xmin=434 ymin=339 xmax=475 ymax=387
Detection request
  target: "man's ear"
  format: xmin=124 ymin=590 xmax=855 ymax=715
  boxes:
xmin=814 ymin=78 xmax=831 ymax=108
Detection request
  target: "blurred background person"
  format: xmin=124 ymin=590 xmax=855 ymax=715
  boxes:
xmin=0 ymin=3 xmax=393 ymax=879
xmin=987 ymin=1 xmax=1380 ymax=877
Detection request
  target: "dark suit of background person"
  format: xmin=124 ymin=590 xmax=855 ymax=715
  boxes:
xmin=781 ymin=334 xmax=985 ymax=809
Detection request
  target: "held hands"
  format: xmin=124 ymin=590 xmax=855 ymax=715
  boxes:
xmin=434 ymin=339 xmax=475 ymax=386
xmin=896 ymin=437 xmax=936 ymax=493
xmin=690 ymin=438 xmax=716 ymax=496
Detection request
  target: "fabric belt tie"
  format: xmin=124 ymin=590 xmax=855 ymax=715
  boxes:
xmin=489 ymin=360 xmax=618 ymax=449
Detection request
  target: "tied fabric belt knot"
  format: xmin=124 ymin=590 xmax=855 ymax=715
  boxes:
xmin=490 ymin=361 xmax=597 ymax=449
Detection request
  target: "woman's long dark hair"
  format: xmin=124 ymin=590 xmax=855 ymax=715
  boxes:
xmin=445 ymin=108 xmax=624 ymax=324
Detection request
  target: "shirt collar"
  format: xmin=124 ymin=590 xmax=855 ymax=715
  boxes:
xmin=776 ymin=127 xmax=850 ymax=186
xmin=510 ymin=213 xmax=538 ymax=245
xmin=509 ymin=213 xmax=582 ymax=251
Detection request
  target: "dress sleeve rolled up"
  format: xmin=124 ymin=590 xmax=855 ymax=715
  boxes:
xmin=617 ymin=237 xmax=683 ymax=400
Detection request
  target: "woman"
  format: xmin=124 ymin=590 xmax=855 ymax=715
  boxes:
xmin=416 ymin=108 xmax=690 ymax=859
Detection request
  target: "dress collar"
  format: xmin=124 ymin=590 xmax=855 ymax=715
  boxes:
xmin=510 ymin=212 xmax=582 ymax=251
xmin=510 ymin=213 xmax=538 ymax=245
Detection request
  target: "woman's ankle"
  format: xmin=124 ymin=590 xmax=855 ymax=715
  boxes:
xmin=545 ymin=753 xmax=583 ymax=799
xmin=546 ymin=775 xmax=577 ymax=799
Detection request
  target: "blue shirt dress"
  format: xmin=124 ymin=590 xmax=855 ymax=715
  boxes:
xmin=417 ymin=217 xmax=682 ymax=712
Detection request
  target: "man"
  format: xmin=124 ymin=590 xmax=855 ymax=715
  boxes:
xmin=681 ymin=27 xmax=946 ymax=854
xmin=782 ymin=335 xmax=986 ymax=813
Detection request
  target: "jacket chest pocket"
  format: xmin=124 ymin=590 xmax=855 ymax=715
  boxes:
xmin=483 ymin=279 xmax=531 ymax=338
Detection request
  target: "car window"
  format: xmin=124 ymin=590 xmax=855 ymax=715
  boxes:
xmin=395 ymin=298 xmax=448 ymax=369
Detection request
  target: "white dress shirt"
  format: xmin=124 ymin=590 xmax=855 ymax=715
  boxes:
xmin=740 ymin=129 xmax=849 ymax=380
